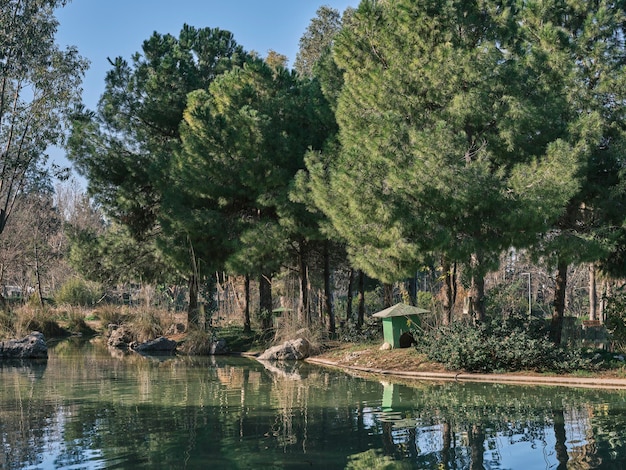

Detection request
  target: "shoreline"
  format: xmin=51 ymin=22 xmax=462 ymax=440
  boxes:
xmin=305 ymin=356 xmax=626 ymax=390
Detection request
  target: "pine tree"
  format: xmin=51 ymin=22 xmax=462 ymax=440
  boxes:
xmin=320 ymin=0 xmax=582 ymax=323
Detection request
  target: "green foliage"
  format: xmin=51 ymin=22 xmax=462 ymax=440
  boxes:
xmin=484 ymin=280 xmax=531 ymax=318
xmin=416 ymin=291 xmax=433 ymax=310
xmin=67 ymin=222 xmax=170 ymax=286
xmin=294 ymin=6 xmax=343 ymax=78
xmin=0 ymin=0 xmax=88 ymax=236
xmin=54 ymin=278 xmax=101 ymax=307
xmin=416 ymin=315 xmax=591 ymax=373
xmin=605 ymin=289 xmax=626 ymax=349
xmin=314 ymin=0 xmax=583 ymax=286
xmin=339 ymin=318 xmax=382 ymax=344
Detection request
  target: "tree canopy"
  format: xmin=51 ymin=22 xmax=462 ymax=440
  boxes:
xmin=0 ymin=0 xmax=87 ymax=236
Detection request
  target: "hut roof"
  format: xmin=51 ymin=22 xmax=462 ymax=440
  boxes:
xmin=372 ymin=303 xmax=429 ymax=318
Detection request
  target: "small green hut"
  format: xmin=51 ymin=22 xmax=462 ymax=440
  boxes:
xmin=372 ymin=303 xmax=429 ymax=348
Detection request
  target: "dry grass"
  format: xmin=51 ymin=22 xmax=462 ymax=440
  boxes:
xmin=272 ymin=313 xmax=323 ymax=355
xmin=53 ymin=305 xmax=96 ymax=336
xmin=314 ymin=342 xmax=445 ymax=373
xmin=0 ymin=305 xmax=66 ymax=339
xmin=178 ymin=328 xmax=213 ymax=355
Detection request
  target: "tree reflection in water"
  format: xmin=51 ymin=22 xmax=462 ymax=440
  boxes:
xmin=1 ymin=340 xmax=626 ymax=468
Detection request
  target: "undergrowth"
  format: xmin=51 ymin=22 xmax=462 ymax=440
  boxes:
xmin=415 ymin=314 xmax=592 ymax=373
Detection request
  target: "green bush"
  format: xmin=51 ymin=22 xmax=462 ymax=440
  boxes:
xmin=54 ymin=279 xmax=101 ymax=307
xmin=605 ymin=289 xmax=626 ymax=349
xmin=416 ymin=315 xmax=591 ymax=373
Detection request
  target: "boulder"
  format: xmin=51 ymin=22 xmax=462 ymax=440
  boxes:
xmin=258 ymin=338 xmax=311 ymax=361
xmin=0 ymin=331 xmax=48 ymax=359
xmin=107 ymin=324 xmax=134 ymax=349
xmin=132 ymin=336 xmax=177 ymax=354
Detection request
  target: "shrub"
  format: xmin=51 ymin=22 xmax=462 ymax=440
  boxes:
xmin=339 ymin=318 xmax=383 ymax=344
xmin=605 ymin=289 xmax=626 ymax=350
xmin=416 ymin=315 xmax=590 ymax=373
xmin=54 ymin=278 xmax=101 ymax=307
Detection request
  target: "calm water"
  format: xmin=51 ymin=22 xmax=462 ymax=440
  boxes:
xmin=1 ymin=339 xmax=626 ymax=469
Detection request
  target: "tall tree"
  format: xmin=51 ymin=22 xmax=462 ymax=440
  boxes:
xmin=0 ymin=0 xmax=87 ymax=236
xmin=68 ymin=25 xmax=250 ymax=325
xmin=520 ymin=0 xmax=626 ymax=345
xmin=291 ymin=6 xmax=356 ymax=331
xmin=175 ymin=58 xmax=331 ymax=329
xmin=294 ymin=6 xmax=345 ymax=78
xmin=316 ymin=0 xmax=581 ymax=324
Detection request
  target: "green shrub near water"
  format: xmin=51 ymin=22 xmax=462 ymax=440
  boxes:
xmin=54 ymin=278 xmax=102 ymax=306
xmin=416 ymin=315 xmax=591 ymax=373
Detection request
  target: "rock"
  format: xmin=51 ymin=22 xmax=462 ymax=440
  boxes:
xmin=0 ymin=331 xmax=48 ymax=359
xmin=107 ymin=324 xmax=134 ymax=349
xmin=132 ymin=336 xmax=177 ymax=353
xmin=210 ymin=339 xmax=228 ymax=355
xmin=258 ymin=338 xmax=311 ymax=361
xmin=379 ymin=342 xmax=392 ymax=351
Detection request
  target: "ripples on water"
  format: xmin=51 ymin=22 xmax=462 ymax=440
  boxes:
xmin=1 ymin=339 xmax=626 ymax=469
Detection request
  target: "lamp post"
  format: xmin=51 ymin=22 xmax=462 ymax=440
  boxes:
xmin=521 ymin=273 xmax=531 ymax=317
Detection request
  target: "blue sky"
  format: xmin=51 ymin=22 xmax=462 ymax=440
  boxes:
xmin=55 ymin=0 xmax=358 ymax=110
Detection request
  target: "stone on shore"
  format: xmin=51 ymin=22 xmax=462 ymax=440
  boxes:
xmin=258 ymin=338 xmax=311 ymax=361
xmin=0 ymin=331 xmax=48 ymax=359
xmin=107 ymin=324 xmax=134 ymax=349
xmin=132 ymin=336 xmax=177 ymax=354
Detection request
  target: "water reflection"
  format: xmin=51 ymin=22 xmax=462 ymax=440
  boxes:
xmin=1 ymin=339 xmax=626 ymax=469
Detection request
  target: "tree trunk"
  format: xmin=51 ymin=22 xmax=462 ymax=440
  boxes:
xmin=407 ymin=274 xmax=417 ymax=306
xmin=589 ymin=263 xmax=597 ymax=321
xmin=259 ymin=272 xmax=273 ymax=331
xmin=469 ymin=253 xmax=485 ymax=323
xmin=34 ymin=242 xmax=44 ymax=307
xmin=382 ymin=283 xmax=393 ymax=308
xmin=550 ymin=259 xmax=568 ymax=345
xmin=346 ymin=268 xmax=354 ymax=323
xmin=470 ymin=273 xmax=485 ymax=324
xmin=323 ymin=244 xmax=335 ymax=335
xmin=298 ymin=248 xmax=309 ymax=323
xmin=188 ymin=274 xmax=199 ymax=327
xmin=243 ymin=274 xmax=251 ymax=333
xmin=442 ymin=421 xmax=452 ymax=468
xmin=553 ymin=408 xmax=569 ymax=469
xmin=600 ymin=279 xmax=610 ymax=324
xmin=468 ymin=424 xmax=485 ymax=470
xmin=357 ymin=270 xmax=365 ymax=328
xmin=442 ymin=260 xmax=456 ymax=325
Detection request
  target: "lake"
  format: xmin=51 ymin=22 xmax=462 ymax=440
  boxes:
xmin=1 ymin=338 xmax=626 ymax=469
